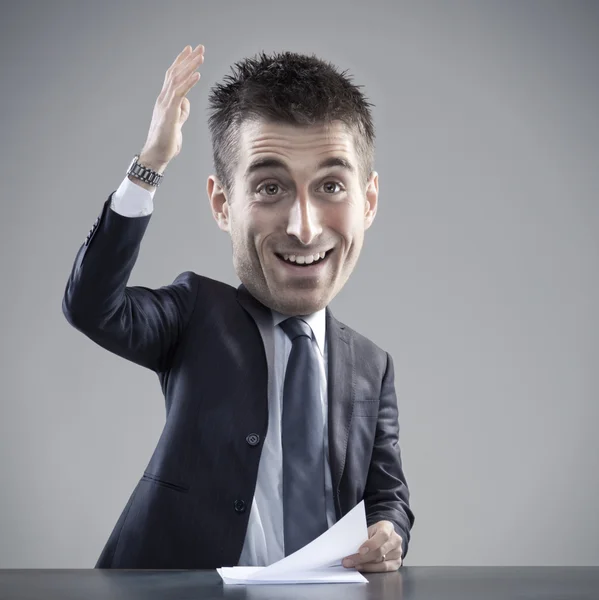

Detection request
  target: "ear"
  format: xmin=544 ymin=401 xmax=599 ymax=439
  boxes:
xmin=207 ymin=175 xmax=230 ymax=232
xmin=364 ymin=171 xmax=379 ymax=230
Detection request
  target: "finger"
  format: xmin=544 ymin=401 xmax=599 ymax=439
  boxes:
xmin=358 ymin=528 xmax=389 ymax=557
xmin=169 ymin=53 xmax=204 ymax=96
xmin=345 ymin=531 xmax=399 ymax=567
xmin=165 ymin=53 xmax=204 ymax=103
xmin=175 ymin=53 xmax=204 ymax=90
xmin=343 ymin=547 xmax=383 ymax=567
xmin=383 ymin=547 xmax=402 ymax=562
xmin=183 ymin=43 xmax=205 ymax=60
xmin=166 ymin=44 xmax=203 ymax=84
xmin=176 ymin=44 xmax=205 ymax=77
xmin=356 ymin=558 xmax=401 ymax=573
xmin=176 ymin=44 xmax=203 ymax=67
xmin=175 ymin=70 xmax=201 ymax=100
xmin=180 ymin=96 xmax=191 ymax=124
xmin=174 ymin=45 xmax=192 ymax=65
xmin=377 ymin=534 xmax=401 ymax=560
xmin=342 ymin=533 xmax=386 ymax=567
xmin=342 ymin=553 xmax=361 ymax=568
xmin=165 ymin=45 xmax=192 ymax=80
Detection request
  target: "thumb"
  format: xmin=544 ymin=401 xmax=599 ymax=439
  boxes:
xmin=180 ymin=96 xmax=191 ymax=124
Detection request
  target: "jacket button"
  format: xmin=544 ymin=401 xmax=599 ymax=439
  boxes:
xmin=246 ymin=433 xmax=260 ymax=446
xmin=234 ymin=499 xmax=246 ymax=513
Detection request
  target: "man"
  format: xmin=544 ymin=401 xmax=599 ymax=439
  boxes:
xmin=62 ymin=44 xmax=415 ymax=572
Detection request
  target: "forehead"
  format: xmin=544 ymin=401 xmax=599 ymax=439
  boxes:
xmin=237 ymin=119 xmax=358 ymax=178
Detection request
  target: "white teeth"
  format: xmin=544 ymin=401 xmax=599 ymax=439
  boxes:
xmin=280 ymin=250 xmax=329 ymax=264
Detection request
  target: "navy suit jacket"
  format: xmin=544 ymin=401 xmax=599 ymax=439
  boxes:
xmin=62 ymin=193 xmax=415 ymax=569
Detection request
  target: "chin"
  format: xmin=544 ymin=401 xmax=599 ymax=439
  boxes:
xmin=247 ymin=281 xmax=330 ymax=316
xmin=271 ymin=294 xmax=327 ymax=316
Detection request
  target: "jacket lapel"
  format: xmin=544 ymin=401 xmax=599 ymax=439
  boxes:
xmin=236 ymin=284 xmax=276 ymax=396
xmin=326 ymin=308 xmax=354 ymax=520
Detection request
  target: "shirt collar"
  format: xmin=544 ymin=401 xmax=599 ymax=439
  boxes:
xmin=272 ymin=307 xmax=327 ymax=355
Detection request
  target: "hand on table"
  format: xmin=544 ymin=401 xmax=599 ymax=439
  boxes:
xmin=342 ymin=520 xmax=403 ymax=572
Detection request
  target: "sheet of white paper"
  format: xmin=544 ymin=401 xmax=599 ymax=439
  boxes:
xmin=217 ymin=500 xmax=369 ymax=584
xmin=217 ymin=565 xmax=366 ymax=584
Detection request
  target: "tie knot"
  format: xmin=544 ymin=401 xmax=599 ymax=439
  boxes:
xmin=280 ymin=317 xmax=312 ymax=342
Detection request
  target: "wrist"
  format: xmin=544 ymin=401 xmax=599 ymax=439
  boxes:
xmin=126 ymin=153 xmax=166 ymax=192
xmin=138 ymin=152 xmax=168 ymax=174
xmin=126 ymin=174 xmax=157 ymax=192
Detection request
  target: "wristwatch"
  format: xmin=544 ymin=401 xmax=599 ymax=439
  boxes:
xmin=126 ymin=154 xmax=164 ymax=187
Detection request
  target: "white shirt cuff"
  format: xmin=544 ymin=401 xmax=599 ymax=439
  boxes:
xmin=110 ymin=176 xmax=155 ymax=217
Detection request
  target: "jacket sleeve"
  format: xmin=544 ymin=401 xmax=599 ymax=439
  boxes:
xmin=62 ymin=192 xmax=198 ymax=373
xmin=363 ymin=352 xmax=416 ymax=559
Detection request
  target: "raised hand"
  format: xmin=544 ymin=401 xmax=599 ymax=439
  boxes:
xmin=138 ymin=44 xmax=205 ymax=173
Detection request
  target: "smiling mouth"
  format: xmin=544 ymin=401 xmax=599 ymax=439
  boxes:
xmin=274 ymin=248 xmax=333 ymax=267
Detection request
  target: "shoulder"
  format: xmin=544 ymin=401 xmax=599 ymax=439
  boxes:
xmin=335 ymin=316 xmax=388 ymax=356
xmin=331 ymin=315 xmax=391 ymax=376
xmin=171 ymin=271 xmax=237 ymax=297
xmin=169 ymin=271 xmax=242 ymax=318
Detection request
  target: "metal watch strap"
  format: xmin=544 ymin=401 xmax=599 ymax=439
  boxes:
xmin=126 ymin=154 xmax=164 ymax=187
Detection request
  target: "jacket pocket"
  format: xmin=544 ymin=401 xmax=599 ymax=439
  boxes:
xmin=142 ymin=471 xmax=190 ymax=493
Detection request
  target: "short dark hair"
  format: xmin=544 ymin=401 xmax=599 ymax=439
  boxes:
xmin=207 ymin=51 xmax=376 ymax=197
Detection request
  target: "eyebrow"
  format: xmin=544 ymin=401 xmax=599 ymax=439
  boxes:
xmin=244 ymin=156 xmax=355 ymax=178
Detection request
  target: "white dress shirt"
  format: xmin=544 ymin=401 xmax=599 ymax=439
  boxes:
xmin=110 ymin=177 xmax=337 ymax=566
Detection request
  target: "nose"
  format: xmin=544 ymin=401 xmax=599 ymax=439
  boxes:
xmin=286 ymin=193 xmax=323 ymax=246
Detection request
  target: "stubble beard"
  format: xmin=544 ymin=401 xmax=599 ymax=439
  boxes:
xmin=233 ymin=245 xmax=334 ymax=315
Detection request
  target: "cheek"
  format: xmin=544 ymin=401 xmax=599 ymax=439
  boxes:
xmin=249 ymin=209 xmax=278 ymax=234
xmin=328 ymin=205 xmax=364 ymax=245
xmin=233 ymin=207 xmax=278 ymax=256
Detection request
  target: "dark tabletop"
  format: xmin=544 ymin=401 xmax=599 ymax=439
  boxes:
xmin=1 ymin=568 xmax=598 ymax=600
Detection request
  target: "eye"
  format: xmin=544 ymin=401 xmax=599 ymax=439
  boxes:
xmin=255 ymin=180 xmax=344 ymax=198
xmin=256 ymin=182 xmax=283 ymax=197
xmin=320 ymin=181 xmax=344 ymax=194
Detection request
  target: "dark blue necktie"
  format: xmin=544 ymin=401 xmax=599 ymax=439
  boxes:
xmin=280 ymin=317 xmax=328 ymax=556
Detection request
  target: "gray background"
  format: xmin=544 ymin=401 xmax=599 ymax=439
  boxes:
xmin=0 ymin=0 xmax=597 ymax=568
